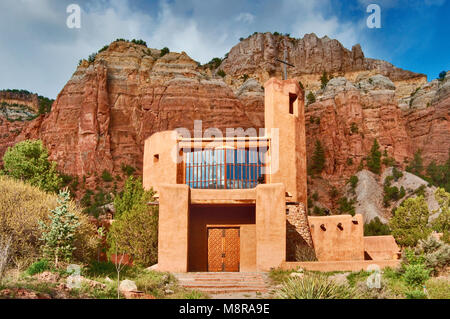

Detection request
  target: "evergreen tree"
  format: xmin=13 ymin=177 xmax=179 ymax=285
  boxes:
xmin=306 ymin=92 xmax=316 ymax=105
xmin=366 ymin=139 xmax=382 ymax=174
xmin=320 ymin=71 xmax=330 ymax=89
xmin=310 ymin=140 xmax=325 ymax=174
xmin=431 ymin=188 xmax=450 ymax=237
xmin=406 ymin=150 xmax=424 ymax=177
xmin=389 ymin=196 xmax=431 ymax=247
xmin=2 ymin=140 xmax=62 ymax=193
xmin=39 ymin=190 xmax=80 ymax=267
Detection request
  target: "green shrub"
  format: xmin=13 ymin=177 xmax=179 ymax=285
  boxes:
xmin=431 ymin=188 xmax=450 ymax=234
xmin=415 ymin=235 xmax=450 ymax=275
xmin=2 ymin=140 xmax=62 ymax=193
xmin=405 ymin=289 xmax=427 ymax=299
xmin=348 ymin=175 xmax=358 ymax=190
xmin=121 ymin=164 xmax=136 ymax=177
xmin=350 ymin=123 xmax=358 ymax=134
xmin=160 ymin=47 xmax=170 ymax=57
xmin=26 ymin=259 xmax=50 ymax=276
xmin=366 ymin=139 xmax=382 ymax=174
xmin=346 ymin=158 xmax=354 ymax=166
xmin=205 ymin=57 xmax=223 ymax=69
xmin=98 ymin=45 xmax=109 ymax=53
xmin=438 ymin=71 xmax=447 ymax=82
xmin=406 ymin=150 xmax=424 ymax=177
xmin=364 ymin=217 xmax=391 ymax=236
xmin=107 ymin=177 xmax=158 ymax=267
xmin=338 ymin=197 xmax=356 ymax=216
xmin=88 ymin=53 xmax=97 ymax=63
xmin=390 ymin=196 xmax=431 ymax=247
xmin=312 ymin=206 xmax=327 ymax=216
xmin=276 ymin=274 xmax=357 ymax=299
xmin=306 ymin=92 xmax=316 ymax=105
xmin=426 ymin=156 xmax=450 ymax=192
xmin=217 ymin=69 xmax=226 ymax=78
xmin=131 ymin=39 xmax=147 ymax=47
xmin=403 ymin=264 xmax=430 ymax=287
xmin=312 ymin=192 xmax=319 ymax=201
xmin=101 ymin=170 xmax=113 ymax=183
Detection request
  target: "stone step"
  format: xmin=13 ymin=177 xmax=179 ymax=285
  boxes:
xmin=174 ymin=272 xmax=270 ymax=297
xmin=192 ymin=287 xmax=269 ymax=294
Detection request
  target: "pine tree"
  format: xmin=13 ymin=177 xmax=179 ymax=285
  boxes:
xmin=39 ymin=189 xmax=80 ymax=267
xmin=320 ymin=71 xmax=330 ymax=89
xmin=311 ymin=140 xmax=325 ymax=174
xmin=367 ymin=139 xmax=382 ymax=174
xmin=407 ymin=150 xmax=424 ymax=176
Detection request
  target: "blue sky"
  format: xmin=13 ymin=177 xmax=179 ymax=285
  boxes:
xmin=0 ymin=0 xmax=448 ymax=98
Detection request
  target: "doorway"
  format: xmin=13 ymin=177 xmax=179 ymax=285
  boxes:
xmin=207 ymin=227 xmax=240 ymax=272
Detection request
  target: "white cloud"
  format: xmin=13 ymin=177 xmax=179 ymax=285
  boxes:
xmin=235 ymin=12 xmax=255 ymax=24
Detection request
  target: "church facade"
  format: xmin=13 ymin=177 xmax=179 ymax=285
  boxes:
xmin=143 ymin=78 xmax=400 ymax=273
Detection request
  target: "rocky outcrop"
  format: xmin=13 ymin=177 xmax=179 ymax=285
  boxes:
xmin=0 ymin=90 xmax=40 ymax=112
xmin=220 ymin=33 xmax=426 ymax=96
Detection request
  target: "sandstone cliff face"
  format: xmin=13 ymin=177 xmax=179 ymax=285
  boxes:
xmin=0 ymin=90 xmax=40 ymax=113
xmin=18 ymin=41 xmax=257 ymax=189
xmin=2 ymin=37 xmax=447 ymax=210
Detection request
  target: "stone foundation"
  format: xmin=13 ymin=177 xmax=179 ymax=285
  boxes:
xmin=286 ymin=203 xmax=315 ymax=261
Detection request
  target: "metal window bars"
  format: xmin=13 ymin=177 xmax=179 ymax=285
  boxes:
xmin=184 ymin=148 xmax=266 ymax=189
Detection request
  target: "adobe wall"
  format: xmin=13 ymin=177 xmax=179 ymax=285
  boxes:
xmin=255 ymin=183 xmax=286 ymax=271
xmin=188 ymin=205 xmax=256 ymax=272
xmin=281 ymin=260 xmax=401 ymax=272
xmin=143 ymin=131 xmax=179 ymax=194
xmin=308 ymin=214 xmax=365 ymax=262
xmin=364 ymin=236 xmax=401 ymax=261
xmin=158 ymin=184 xmax=190 ymax=272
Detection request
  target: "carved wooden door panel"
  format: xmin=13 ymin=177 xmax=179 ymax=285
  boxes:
xmin=224 ymin=228 xmax=240 ymax=272
xmin=207 ymin=228 xmax=223 ymax=272
xmin=207 ymin=227 xmax=240 ymax=272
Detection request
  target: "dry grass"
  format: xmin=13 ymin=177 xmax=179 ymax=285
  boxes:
xmin=0 ymin=176 xmax=98 ymax=267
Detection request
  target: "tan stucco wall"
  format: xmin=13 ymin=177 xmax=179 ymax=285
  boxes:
xmin=143 ymin=131 xmax=180 ymax=194
xmin=188 ymin=205 xmax=255 ymax=272
xmin=308 ymin=214 xmax=365 ymax=262
xmin=364 ymin=236 xmax=400 ymax=260
xmin=264 ymin=78 xmax=307 ymax=206
xmin=256 ymin=183 xmax=286 ymax=271
xmin=240 ymin=225 xmax=257 ymax=272
xmin=281 ymin=260 xmax=401 ymax=272
xmin=158 ymin=184 xmax=190 ymax=272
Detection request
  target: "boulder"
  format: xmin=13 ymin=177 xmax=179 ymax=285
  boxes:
xmin=119 ymin=279 xmax=138 ymax=292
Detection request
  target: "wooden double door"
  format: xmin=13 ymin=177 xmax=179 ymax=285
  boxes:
xmin=207 ymin=227 xmax=240 ymax=272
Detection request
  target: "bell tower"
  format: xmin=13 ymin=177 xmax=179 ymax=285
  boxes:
xmin=264 ymin=78 xmax=307 ymax=207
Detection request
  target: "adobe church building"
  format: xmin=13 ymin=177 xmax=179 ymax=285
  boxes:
xmin=143 ymin=78 xmax=400 ymax=273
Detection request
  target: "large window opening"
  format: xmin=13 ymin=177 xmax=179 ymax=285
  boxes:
xmin=184 ymin=148 xmax=266 ymax=189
